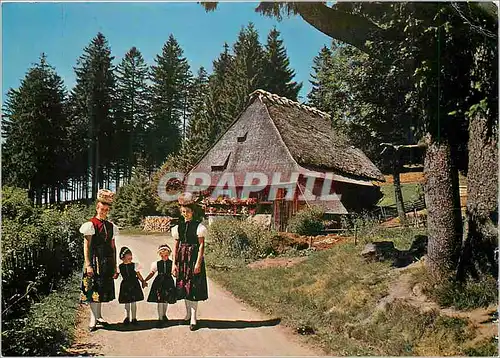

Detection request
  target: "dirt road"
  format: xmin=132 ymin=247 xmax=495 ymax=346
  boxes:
xmin=70 ymin=234 xmax=320 ymax=356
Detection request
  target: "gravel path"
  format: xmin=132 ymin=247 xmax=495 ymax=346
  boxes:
xmin=70 ymin=233 xmax=320 ymax=356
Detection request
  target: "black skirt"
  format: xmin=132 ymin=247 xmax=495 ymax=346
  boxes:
xmin=175 ymin=243 xmax=208 ymax=301
xmin=147 ymin=274 xmax=177 ymax=304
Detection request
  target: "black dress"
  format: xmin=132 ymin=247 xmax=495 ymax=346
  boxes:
xmin=175 ymin=220 xmax=208 ymax=301
xmin=80 ymin=217 xmax=116 ymax=303
xmin=147 ymin=259 xmax=176 ymax=304
xmin=118 ymin=262 xmax=144 ymax=304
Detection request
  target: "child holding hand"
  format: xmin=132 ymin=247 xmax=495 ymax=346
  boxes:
xmin=144 ymin=244 xmax=177 ymax=327
xmin=116 ymin=247 xmax=145 ymax=325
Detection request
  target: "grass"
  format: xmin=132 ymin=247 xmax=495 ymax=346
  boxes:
xmin=206 ymin=234 xmax=497 ymax=356
xmin=377 ymin=183 xmax=422 ymax=207
xmin=411 ymin=267 xmax=498 ymax=310
xmin=1 ymin=271 xmax=82 ymax=356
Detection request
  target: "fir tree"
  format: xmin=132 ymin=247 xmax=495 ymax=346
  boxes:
xmin=2 ymin=54 xmax=69 ymax=204
xmin=149 ymin=34 xmax=191 ymax=168
xmin=115 ymin=46 xmax=152 ymax=180
xmin=263 ymin=27 xmax=302 ymax=100
xmin=70 ymin=32 xmax=116 ymax=200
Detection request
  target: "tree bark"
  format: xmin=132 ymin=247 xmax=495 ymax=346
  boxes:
xmin=423 ymin=137 xmax=463 ymax=278
xmin=393 ymin=152 xmax=407 ymax=225
xmin=456 ymin=113 xmax=498 ymax=280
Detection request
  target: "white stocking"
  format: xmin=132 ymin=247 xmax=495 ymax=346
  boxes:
xmin=184 ymin=300 xmax=191 ymax=320
xmin=189 ymin=300 xmax=198 ymax=325
xmin=89 ymin=302 xmax=99 ymax=327
xmin=125 ymin=303 xmax=131 ymax=319
xmin=157 ymin=303 xmax=164 ymax=319
xmin=163 ymin=303 xmax=168 ymax=318
xmin=131 ymin=302 xmax=137 ymax=320
xmin=96 ymin=302 xmax=103 ymax=319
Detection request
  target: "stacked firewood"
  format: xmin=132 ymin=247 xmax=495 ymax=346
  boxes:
xmin=142 ymin=216 xmax=173 ymax=232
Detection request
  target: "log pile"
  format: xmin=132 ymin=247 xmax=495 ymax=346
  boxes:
xmin=142 ymin=216 xmax=173 ymax=232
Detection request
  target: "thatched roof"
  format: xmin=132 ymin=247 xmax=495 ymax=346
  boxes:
xmin=250 ymin=90 xmax=385 ymax=182
xmin=188 ymin=90 xmax=384 ymax=185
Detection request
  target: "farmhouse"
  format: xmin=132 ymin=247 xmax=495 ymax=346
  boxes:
xmin=188 ymin=89 xmax=385 ymax=230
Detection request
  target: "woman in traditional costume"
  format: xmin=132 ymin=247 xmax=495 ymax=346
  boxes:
xmin=171 ymin=192 xmax=208 ymax=331
xmin=79 ymin=189 xmax=119 ymax=332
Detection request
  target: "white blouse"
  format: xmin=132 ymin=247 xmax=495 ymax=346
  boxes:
xmin=171 ymin=223 xmax=208 ymax=241
xmin=79 ymin=221 xmax=119 ymax=239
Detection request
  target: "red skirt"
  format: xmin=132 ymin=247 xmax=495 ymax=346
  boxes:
xmin=175 ymin=243 xmax=208 ymax=301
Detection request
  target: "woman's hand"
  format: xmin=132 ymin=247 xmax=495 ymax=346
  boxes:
xmin=85 ymin=265 xmax=94 ymax=277
xmin=194 ymin=263 xmax=201 ymax=275
xmin=113 ymin=272 xmax=119 ymax=279
xmin=171 ymin=265 xmax=178 ymax=277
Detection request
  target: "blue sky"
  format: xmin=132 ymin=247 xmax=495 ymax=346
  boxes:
xmin=2 ymin=2 xmax=332 ymax=103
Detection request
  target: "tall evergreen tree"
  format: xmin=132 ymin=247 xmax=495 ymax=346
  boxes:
xmin=263 ymin=27 xmax=302 ymax=100
xmin=307 ymin=46 xmax=334 ymax=110
xmin=177 ymin=67 xmax=212 ymax=171
xmin=2 ymin=54 xmax=69 ymax=204
xmin=149 ymin=34 xmax=191 ymax=168
xmin=70 ymin=32 xmax=116 ymax=201
xmin=226 ymin=23 xmax=267 ymax=120
xmin=115 ymin=46 xmax=152 ymax=181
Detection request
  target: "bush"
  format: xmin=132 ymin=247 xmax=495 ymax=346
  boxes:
xmin=1 ymin=272 xmax=81 ymax=356
xmin=288 ymin=206 xmax=325 ymax=236
xmin=208 ymin=218 xmax=277 ymax=260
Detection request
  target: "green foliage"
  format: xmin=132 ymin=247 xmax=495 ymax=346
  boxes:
xmin=149 ymin=34 xmax=191 ymax=167
xmin=1 ymin=186 xmax=39 ymax=223
xmin=111 ymin=165 xmax=157 ymax=227
xmin=2 ymin=54 xmax=69 ymax=203
xmin=69 ymin=32 xmax=116 ymax=200
xmin=115 ymin=46 xmax=153 ymax=172
xmin=287 ymin=206 xmax=325 ymax=236
xmin=1 ymin=272 xmax=81 ymax=356
xmin=419 ymin=273 xmax=498 ymax=310
xmin=263 ymin=27 xmax=302 ymax=100
xmin=208 ymin=218 xmax=277 ymax=260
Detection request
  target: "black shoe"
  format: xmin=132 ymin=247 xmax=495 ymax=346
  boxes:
xmin=162 ymin=316 xmax=169 ymax=321
xmin=89 ymin=326 xmax=97 ymax=332
xmin=96 ymin=318 xmax=108 ymax=326
xmin=123 ymin=317 xmax=130 ymax=325
xmin=156 ymin=319 xmax=164 ymax=328
xmin=131 ymin=319 xmax=138 ymax=325
xmin=189 ymin=323 xmax=198 ymax=331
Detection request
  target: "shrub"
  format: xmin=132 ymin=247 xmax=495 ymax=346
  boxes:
xmin=1 ymin=272 xmax=81 ymax=356
xmin=208 ymin=218 xmax=277 ymax=260
xmin=288 ymin=206 xmax=325 ymax=235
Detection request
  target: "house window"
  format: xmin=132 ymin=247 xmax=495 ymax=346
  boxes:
xmin=211 ymin=153 xmax=230 ymax=172
xmin=237 ymin=132 xmax=248 ymax=143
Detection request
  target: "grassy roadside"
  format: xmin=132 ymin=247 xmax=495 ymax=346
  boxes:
xmin=205 ymin=238 xmax=497 ymax=356
xmin=1 ymin=271 xmax=82 ymax=356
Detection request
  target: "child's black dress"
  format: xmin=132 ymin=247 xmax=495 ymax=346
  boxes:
xmin=147 ymin=260 xmax=176 ymax=304
xmin=118 ymin=262 xmax=144 ymax=303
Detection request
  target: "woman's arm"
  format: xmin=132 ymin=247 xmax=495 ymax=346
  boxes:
xmin=83 ymin=235 xmax=93 ymax=275
xmin=194 ymin=236 xmax=205 ymax=274
xmin=111 ymin=238 xmax=118 ymax=275
xmin=171 ymin=240 xmax=179 ymax=277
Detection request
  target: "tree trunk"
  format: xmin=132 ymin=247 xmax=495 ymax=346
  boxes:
xmin=393 ymin=155 xmax=407 ymax=225
xmin=423 ymin=137 xmax=463 ymax=278
xmin=456 ymin=113 xmax=498 ymax=280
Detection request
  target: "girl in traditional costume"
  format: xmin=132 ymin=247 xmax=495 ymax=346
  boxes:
xmin=116 ymin=246 xmax=145 ymax=325
xmin=171 ymin=192 xmax=208 ymax=331
xmin=144 ymin=244 xmax=177 ymax=327
xmin=80 ymin=189 xmax=119 ymax=332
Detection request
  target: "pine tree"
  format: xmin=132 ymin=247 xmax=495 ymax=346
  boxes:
xmin=307 ymin=45 xmax=334 ymax=111
xmin=115 ymin=47 xmax=152 ymax=181
xmin=2 ymin=54 xmax=69 ymax=204
xmin=226 ymin=23 xmax=267 ymax=120
xmin=177 ymin=67 xmax=212 ymax=171
xmin=149 ymin=34 xmax=191 ymax=168
xmin=70 ymin=32 xmax=116 ymax=201
xmin=263 ymin=27 xmax=302 ymax=100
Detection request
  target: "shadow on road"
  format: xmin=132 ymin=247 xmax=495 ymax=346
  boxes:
xmin=102 ymin=318 xmax=281 ymax=331
xmin=197 ymin=318 xmax=281 ymax=329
